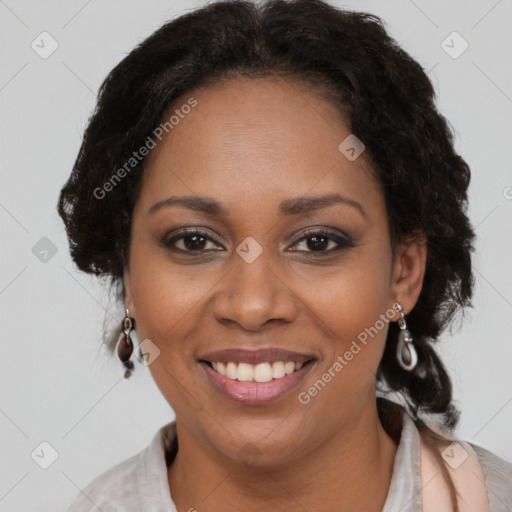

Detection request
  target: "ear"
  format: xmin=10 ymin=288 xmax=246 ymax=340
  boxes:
xmin=123 ymin=269 xmax=136 ymax=316
xmin=390 ymin=231 xmax=427 ymax=317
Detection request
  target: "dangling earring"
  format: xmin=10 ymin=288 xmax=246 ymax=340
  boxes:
xmin=117 ymin=307 xmax=135 ymax=378
xmin=394 ymin=302 xmax=418 ymax=371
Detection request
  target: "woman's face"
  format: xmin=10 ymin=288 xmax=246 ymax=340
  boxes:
xmin=124 ymin=77 xmax=425 ymax=465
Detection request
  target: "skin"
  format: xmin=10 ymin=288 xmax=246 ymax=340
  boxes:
xmin=124 ymin=77 xmax=427 ymax=512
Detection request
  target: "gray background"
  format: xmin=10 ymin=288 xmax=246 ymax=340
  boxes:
xmin=1 ymin=0 xmax=511 ymax=510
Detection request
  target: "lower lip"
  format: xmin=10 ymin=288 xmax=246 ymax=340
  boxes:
xmin=199 ymin=361 xmax=315 ymax=405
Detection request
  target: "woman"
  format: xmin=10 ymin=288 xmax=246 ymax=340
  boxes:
xmin=58 ymin=0 xmax=512 ymax=510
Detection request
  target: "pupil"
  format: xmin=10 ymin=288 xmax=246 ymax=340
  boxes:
xmin=308 ymin=235 xmax=328 ymax=251
xmin=184 ymin=235 xmax=206 ymax=251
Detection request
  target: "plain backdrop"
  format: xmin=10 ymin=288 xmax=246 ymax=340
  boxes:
xmin=0 ymin=0 xmax=511 ymax=510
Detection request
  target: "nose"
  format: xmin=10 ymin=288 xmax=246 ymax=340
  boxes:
xmin=212 ymin=250 xmax=298 ymax=332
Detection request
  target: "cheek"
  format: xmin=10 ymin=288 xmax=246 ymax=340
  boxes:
xmin=127 ymin=241 xmax=204 ymax=359
xmin=128 ymin=257 xmax=208 ymax=410
xmin=299 ymin=268 xmax=393 ymax=419
xmin=303 ymin=245 xmax=393 ymax=375
xmin=131 ymin=271 xmax=205 ymax=358
xmin=310 ymin=245 xmax=392 ymax=326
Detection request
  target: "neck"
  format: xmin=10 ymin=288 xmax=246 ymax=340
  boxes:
xmin=168 ymin=398 xmax=399 ymax=512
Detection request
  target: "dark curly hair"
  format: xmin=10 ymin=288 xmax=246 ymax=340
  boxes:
xmin=57 ymin=0 xmax=475 ymax=484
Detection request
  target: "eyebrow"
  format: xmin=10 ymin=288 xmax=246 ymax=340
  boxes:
xmin=148 ymin=192 xmax=366 ymax=218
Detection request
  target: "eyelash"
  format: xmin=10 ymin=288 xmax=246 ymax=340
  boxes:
xmin=161 ymin=227 xmax=355 ymax=256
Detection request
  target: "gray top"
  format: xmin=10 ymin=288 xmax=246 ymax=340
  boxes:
xmin=67 ymin=410 xmax=512 ymax=512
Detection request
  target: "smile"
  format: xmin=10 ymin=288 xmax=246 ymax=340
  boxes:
xmin=198 ymin=355 xmax=316 ymax=405
xmin=203 ymin=360 xmax=309 ymax=382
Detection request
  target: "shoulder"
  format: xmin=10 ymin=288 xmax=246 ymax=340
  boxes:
xmin=66 ymin=450 xmax=143 ymax=511
xmin=411 ymin=412 xmax=512 ymax=509
xmin=66 ymin=421 xmax=177 ymax=512
xmin=468 ymin=442 xmax=512 ymax=508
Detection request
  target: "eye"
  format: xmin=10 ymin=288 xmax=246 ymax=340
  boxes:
xmin=288 ymin=229 xmax=354 ymax=255
xmin=161 ymin=227 xmax=354 ymax=256
xmin=161 ymin=228 xmax=223 ymax=254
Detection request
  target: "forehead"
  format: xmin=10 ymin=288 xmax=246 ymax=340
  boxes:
xmin=138 ymin=77 xmax=382 ymax=217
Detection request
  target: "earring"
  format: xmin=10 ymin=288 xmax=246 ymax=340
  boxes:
xmin=394 ymin=302 xmax=418 ymax=371
xmin=117 ymin=307 xmax=135 ymax=378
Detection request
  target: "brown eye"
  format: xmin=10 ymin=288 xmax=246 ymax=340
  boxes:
xmin=179 ymin=233 xmax=209 ymax=251
xmin=161 ymin=227 xmax=354 ymax=257
xmin=289 ymin=230 xmax=354 ymax=255
xmin=162 ymin=229 xmax=223 ymax=254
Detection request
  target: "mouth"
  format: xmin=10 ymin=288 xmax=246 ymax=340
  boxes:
xmin=199 ymin=359 xmax=316 ymax=382
xmin=197 ymin=347 xmax=317 ymax=404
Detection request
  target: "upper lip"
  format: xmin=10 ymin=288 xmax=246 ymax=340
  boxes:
xmin=198 ymin=348 xmax=316 ymax=365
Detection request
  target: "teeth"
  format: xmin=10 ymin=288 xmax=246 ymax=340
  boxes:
xmin=217 ymin=362 xmax=226 ymax=376
xmin=237 ymin=363 xmax=254 ymax=381
xmin=226 ymin=362 xmax=238 ymax=379
xmin=208 ymin=360 xmax=310 ymax=382
xmin=254 ymin=363 xmax=273 ymax=382
xmin=284 ymin=362 xmax=295 ymax=375
xmin=272 ymin=361 xmax=286 ymax=379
